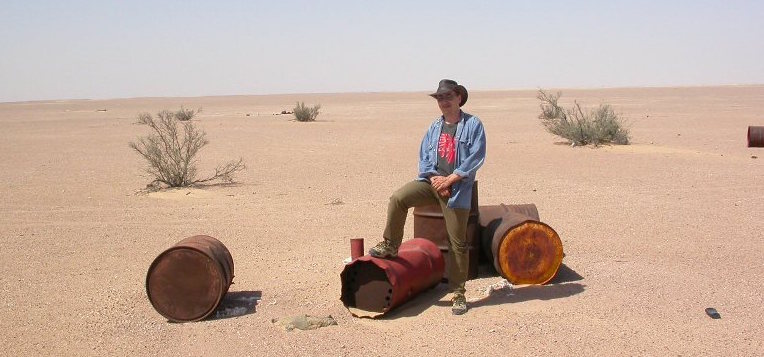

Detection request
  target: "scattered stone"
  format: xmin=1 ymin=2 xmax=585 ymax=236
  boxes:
xmin=272 ymin=314 xmax=337 ymax=331
xmin=483 ymin=279 xmax=513 ymax=298
xmin=752 ymin=155 xmax=758 ymax=159
xmin=326 ymin=198 xmax=344 ymax=205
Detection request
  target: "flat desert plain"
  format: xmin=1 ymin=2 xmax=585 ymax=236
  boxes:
xmin=1 ymin=86 xmax=762 ymax=356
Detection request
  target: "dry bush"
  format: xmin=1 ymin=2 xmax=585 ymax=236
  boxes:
xmin=293 ymin=102 xmax=321 ymax=122
xmin=537 ymin=89 xmax=630 ymax=146
xmin=175 ymin=106 xmax=202 ymax=121
xmin=129 ymin=110 xmax=245 ymax=188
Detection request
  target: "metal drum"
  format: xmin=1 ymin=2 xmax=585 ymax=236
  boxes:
xmin=478 ymin=204 xmax=540 ymax=261
xmin=748 ymin=126 xmax=764 ymax=147
xmin=146 ymin=235 xmax=234 ymax=322
xmin=484 ymin=212 xmax=563 ymax=285
xmin=413 ymin=182 xmax=479 ymax=280
xmin=340 ymin=238 xmax=445 ymax=318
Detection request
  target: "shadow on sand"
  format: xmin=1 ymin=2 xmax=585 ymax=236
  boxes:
xmin=379 ymin=263 xmax=585 ymax=317
xmin=207 ymin=290 xmax=262 ymax=321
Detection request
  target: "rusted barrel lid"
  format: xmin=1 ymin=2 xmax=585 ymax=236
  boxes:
xmin=146 ymin=235 xmax=233 ymax=322
xmin=479 ymin=204 xmax=540 ymax=261
xmin=492 ymin=212 xmax=563 ymax=285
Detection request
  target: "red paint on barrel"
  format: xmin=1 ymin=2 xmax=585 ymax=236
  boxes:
xmin=749 ymin=126 xmax=764 ymax=147
xmin=340 ymin=238 xmax=444 ymax=318
xmin=350 ymin=238 xmax=364 ymax=260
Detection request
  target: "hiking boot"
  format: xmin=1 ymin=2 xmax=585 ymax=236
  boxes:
xmin=451 ymin=293 xmax=468 ymax=315
xmin=369 ymin=240 xmax=399 ymax=259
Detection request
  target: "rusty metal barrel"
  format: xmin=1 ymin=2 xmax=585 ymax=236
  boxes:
xmin=146 ymin=235 xmax=234 ymax=322
xmin=413 ymin=182 xmax=479 ymax=280
xmin=478 ymin=204 xmax=540 ymax=261
xmin=340 ymin=238 xmax=444 ymax=318
xmin=749 ymin=126 xmax=764 ymax=147
xmin=481 ymin=211 xmax=563 ymax=285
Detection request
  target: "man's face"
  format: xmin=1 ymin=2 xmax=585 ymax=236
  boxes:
xmin=434 ymin=90 xmax=460 ymax=113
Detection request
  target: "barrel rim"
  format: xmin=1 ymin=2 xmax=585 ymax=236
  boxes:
xmin=494 ymin=220 xmax=564 ymax=285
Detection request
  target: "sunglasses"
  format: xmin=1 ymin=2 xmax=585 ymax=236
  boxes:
xmin=434 ymin=92 xmax=456 ymax=101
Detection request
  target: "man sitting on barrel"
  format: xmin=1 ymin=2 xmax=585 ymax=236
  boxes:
xmin=369 ymin=79 xmax=487 ymax=315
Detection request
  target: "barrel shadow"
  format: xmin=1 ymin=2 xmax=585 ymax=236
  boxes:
xmin=457 ymin=282 xmax=586 ymax=309
xmin=548 ymin=263 xmax=584 ymax=284
xmin=475 ymin=263 xmax=583 ymax=284
xmin=207 ymin=290 xmax=262 ymax=321
xmin=377 ymin=284 xmax=450 ymax=320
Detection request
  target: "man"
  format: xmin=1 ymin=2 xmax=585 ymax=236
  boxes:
xmin=369 ymin=79 xmax=486 ymax=315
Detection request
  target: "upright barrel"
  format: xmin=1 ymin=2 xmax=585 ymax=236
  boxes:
xmin=485 ymin=212 xmax=563 ymax=285
xmin=413 ymin=182 xmax=479 ymax=280
xmin=146 ymin=235 xmax=234 ymax=322
xmin=340 ymin=238 xmax=445 ymax=318
xmin=749 ymin=126 xmax=764 ymax=147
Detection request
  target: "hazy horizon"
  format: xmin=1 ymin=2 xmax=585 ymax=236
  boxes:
xmin=2 ymin=0 xmax=763 ymax=103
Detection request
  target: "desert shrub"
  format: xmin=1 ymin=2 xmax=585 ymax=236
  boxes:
xmin=537 ymin=89 xmax=630 ymax=146
xmin=293 ymin=102 xmax=321 ymax=122
xmin=175 ymin=106 xmax=202 ymax=121
xmin=129 ymin=110 xmax=245 ymax=188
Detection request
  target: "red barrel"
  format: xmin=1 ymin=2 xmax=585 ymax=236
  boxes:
xmin=146 ymin=235 xmax=234 ymax=322
xmin=340 ymin=238 xmax=444 ymax=318
xmin=749 ymin=126 xmax=764 ymax=147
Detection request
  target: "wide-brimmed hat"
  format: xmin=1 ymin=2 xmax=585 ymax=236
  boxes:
xmin=429 ymin=79 xmax=468 ymax=107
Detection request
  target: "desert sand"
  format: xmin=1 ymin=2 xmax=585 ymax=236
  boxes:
xmin=1 ymin=86 xmax=762 ymax=356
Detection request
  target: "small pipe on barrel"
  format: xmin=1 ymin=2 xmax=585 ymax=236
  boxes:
xmin=748 ymin=126 xmax=764 ymax=147
xmin=350 ymin=238 xmax=364 ymax=260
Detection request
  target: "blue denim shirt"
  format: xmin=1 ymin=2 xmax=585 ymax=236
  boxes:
xmin=417 ymin=111 xmax=486 ymax=209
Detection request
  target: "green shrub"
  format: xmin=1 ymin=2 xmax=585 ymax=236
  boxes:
xmin=293 ymin=102 xmax=321 ymax=122
xmin=537 ymin=89 xmax=630 ymax=146
xmin=129 ymin=110 xmax=245 ymax=188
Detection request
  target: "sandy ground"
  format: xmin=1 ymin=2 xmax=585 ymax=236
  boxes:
xmin=1 ymin=86 xmax=762 ymax=356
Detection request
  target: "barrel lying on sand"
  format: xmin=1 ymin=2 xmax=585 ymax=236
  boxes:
xmin=146 ymin=235 xmax=234 ymax=322
xmin=340 ymin=238 xmax=444 ymax=318
xmin=478 ymin=204 xmax=540 ymax=261
xmin=479 ymin=205 xmax=563 ymax=285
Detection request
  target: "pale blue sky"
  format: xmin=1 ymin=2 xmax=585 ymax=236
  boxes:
xmin=1 ymin=0 xmax=762 ymax=102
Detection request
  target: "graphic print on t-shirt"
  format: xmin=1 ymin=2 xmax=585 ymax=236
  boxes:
xmin=436 ymin=122 xmax=458 ymax=176
xmin=438 ymin=132 xmax=456 ymax=164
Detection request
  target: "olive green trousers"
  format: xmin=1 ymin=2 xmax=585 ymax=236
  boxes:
xmin=383 ymin=180 xmax=470 ymax=294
